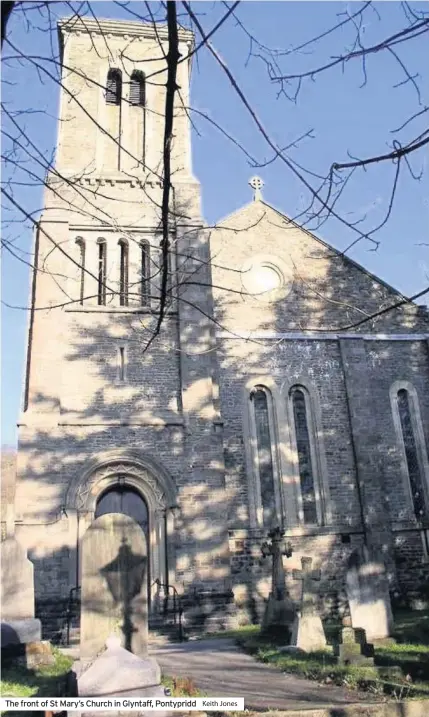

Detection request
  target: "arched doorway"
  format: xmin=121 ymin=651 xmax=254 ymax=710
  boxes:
xmin=66 ymin=451 xmax=177 ymax=604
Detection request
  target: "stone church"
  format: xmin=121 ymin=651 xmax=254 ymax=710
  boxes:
xmin=14 ymin=17 xmax=429 ymax=637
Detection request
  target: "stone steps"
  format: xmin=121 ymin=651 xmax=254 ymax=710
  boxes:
xmin=58 ymin=620 xmax=186 ymax=656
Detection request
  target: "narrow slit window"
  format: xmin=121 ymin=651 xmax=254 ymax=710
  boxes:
xmin=251 ymin=387 xmax=276 ymax=527
xmin=141 ymin=241 xmax=150 ymax=306
xmin=106 ymin=69 xmax=122 ymax=105
xmin=118 ymin=240 xmax=129 ymax=307
xmin=75 ymin=238 xmax=85 ymax=305
xmin=397 ymin=388 xmax=428 ymax=520
xmin=97 ymin=240 xmax=107 ymax=306
xmin=130 ymin=71 xmax=145 ymax=106
xmin=167 ymin=246 xmax=174 ymax=298
xmin=291 ymin=386 xmax=317 ymax=524
xmin=118 ymin=346 xmax=126 ymax=382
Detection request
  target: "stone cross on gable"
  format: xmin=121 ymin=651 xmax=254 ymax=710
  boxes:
xmin=249 ymin=176 xmax=264 ymax=201
xmin=293 ymin=556 xmax=321 ymax=616
xmin=261 ymin=526 xmax=293 ymax=600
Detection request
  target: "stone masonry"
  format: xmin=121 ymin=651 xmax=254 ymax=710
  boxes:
xmin=13 ymin=17 xmax=429 ymax=639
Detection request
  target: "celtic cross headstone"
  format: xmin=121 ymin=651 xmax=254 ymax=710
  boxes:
xmin=261 ymin=526 xmax=293 ymax=600
xmin=260 ymin=527 xmax=295 ymax=633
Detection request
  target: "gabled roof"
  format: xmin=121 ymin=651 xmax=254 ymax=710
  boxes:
xmin=215 ymin=197 xmax=415 ymax=305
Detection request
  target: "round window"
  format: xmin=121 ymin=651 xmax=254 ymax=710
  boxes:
xmin=241 ymin=256 xmax=291 ymax=302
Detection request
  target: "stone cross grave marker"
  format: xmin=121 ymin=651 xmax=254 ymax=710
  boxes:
xmin=80 ymin=513 xmax=148 ymax=660
xmin=290 ymin=556 xmax=327 ymax=651
xmin=292 ymin=556 xmax=321 ymax=616
xmin=261 ymin=526 xmax=293 ymax=601
xmin=261 ymin=527 xmax=295 ymax=632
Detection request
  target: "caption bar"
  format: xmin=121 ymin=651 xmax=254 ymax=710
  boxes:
xmin=0 ymin=697 xmax=245 ymax=712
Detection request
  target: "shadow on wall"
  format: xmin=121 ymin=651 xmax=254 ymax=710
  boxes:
xmin=15 ymin=194 xmax=429 ymax=633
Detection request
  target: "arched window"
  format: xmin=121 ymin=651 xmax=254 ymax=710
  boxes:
xmin=140 ymin=240 xmax=150 ymax=307
xmin=250 ymin=387 xmax=277 ymax=527
xmin=118 ymin=239 xmax=129 ymax=307
xmin=130 ymin=71 xmax=145 ymax=107
xmin=75 ymin=237 xmax=85 ymax=305
xmin=396 ymin=387 xmax=428 ymax=520
xmin=106 ymin=69 xmax=122 ymax=105
xmin=290 ymin=386 xmax=318 ymax=525
xmin=97 ymin=239 xmax=107 ymax=306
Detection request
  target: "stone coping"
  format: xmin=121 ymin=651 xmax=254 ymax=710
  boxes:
xmin=64 ymin=307 xmax=177 ymax=315
xmin=229 ymin=525 xmax=364 ymax=539
xmin=18 ymin=412 xmax=185 ymax=427
xmin=216 ymin=331 xmax=429 ymax=341
xmin=58 ymin=18 xmax=194 ymax=45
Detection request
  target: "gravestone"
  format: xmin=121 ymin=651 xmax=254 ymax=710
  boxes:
xmin=260 ymin=527 xmax=295 ymax=634
xmin=290 ymin=556 xmax=327 ymax=652
xmin=1 ymin=533 xmax=53 ymax=667
xmin=1 ymin=535 xmax=42 ymax=647
xmin=334 ymin=622 xmax=374 ymax=666
xmin=80 ymin=513 xmax=148 ymax=660
xmin=71 ymin=635 xmax=167 ymax=708
xmin=346 ymin=546 xmax=393 ymax=641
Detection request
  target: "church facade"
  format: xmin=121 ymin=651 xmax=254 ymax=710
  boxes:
xmin=15 ymin=17 xmax=429 ymax=636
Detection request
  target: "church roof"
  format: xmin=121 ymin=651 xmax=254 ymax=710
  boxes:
xmin=215 ymin=192 xmax=424 ymax=309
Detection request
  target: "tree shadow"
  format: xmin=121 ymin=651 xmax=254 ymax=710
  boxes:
xmin=10 ymin=162 xmax=429 ymax=657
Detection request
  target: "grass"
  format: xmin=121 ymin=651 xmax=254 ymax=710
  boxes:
xmin=0 ymin=647 xmax=73 ymax=699
xmin=191 ymin=624 xmax=260 ymax=641
xmin=234 ymin=611 xmax=429 ymax=698
xmin=392 ymin=609 xmax=429 ymax=644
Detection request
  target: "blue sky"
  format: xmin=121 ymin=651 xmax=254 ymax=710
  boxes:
xmin=2 ymin=1 xmax=428 ymax=446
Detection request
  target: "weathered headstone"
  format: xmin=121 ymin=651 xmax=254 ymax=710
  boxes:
xmin=80 ymin=513 xmax=148 ymax=660
xmin=345 ymin=546 xmax=393 ymax=641
xmin=1 ymin=534 xmax=53 ymax=667
xmin=74 ymin=634 xmax=165 ymax=697
xmin=260 ymin=527 xmax=295 ymax=633
xmin=1 ymin=536 xmax=42 ymax=647
xmin=290 ymin=556 xmax=327 ymax=652
xmin=70 ymin=635 xmax=168 ymax=717
xmin=334 ymin=623 xmax=374 ymax=666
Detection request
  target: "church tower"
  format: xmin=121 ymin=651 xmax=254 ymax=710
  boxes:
xmin=16 ymin=17 xmax=231 ymax=635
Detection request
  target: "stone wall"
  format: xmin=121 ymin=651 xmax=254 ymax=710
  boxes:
xmin=228 ymin=530 xmax=366 ymax=623
xmin=13 ymin=18 xmax=429 ymax=637
xmin=209 ymin=199 xmax=429 ymax=611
